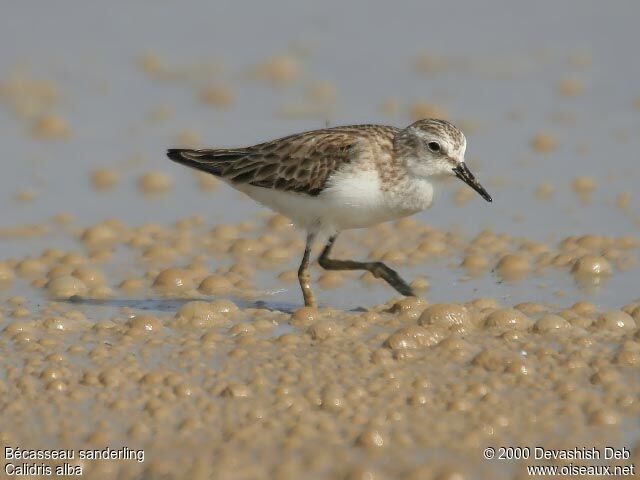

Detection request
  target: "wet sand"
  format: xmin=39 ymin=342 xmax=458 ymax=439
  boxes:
xmin=1 ymin=214 xmax=639 ymax=478
xmin=1 ymin=1 xmax=640 ymax=478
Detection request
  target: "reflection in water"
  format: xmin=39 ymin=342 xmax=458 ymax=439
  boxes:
xmin=65 ymin=295 xmax=301 ymax=314
xmin=573 ymin=273 xmax=610 ymax=296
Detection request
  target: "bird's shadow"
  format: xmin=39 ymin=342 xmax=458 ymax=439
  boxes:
xmin=65 ymin=296 xmax=301 ymax=314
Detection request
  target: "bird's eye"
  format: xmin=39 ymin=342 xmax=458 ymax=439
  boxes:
xmin=427 ymin=141 xmax=441 ymax=152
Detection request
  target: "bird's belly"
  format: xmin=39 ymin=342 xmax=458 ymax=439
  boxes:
xmin=231 ymin=174 xmax=433 ymax=233
xmin=323 ymin=200 xmax=418 ymax=229
xmin=233 ymin=182 xmax=344 ymax=232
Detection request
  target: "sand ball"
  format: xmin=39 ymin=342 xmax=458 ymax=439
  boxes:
xmin=485 ymin=308 xmax=533 ymax=331
xmin=496 ymin=254 xmax=530 ymax=281
xmin=418 ymin=303 xmax=473 ymax=329
xmin=175 ymin=301 xmax=233 ymax=329
xmin=571 ymin=255 xmax=612 ymax=276
xmin=15 ymin=258 xmax=47 ymax=278
xmin=200 ymin=85 xmax=234 ymax=108
xmin=534 ymin=315 xmax=571 ymax=333
xmin=31 ymin=114 xmax=70 ymax=139
xmin=535 ymin=182 xmax=555 ymax=200
xmin=90 ymin=168 xmax=119 ymax=190
xmin=531 ymin=133 xmax=559 ymax=153
xmin=137 ymin=171 xmax=173 ymax=194
xmin=308 ymin=320 xmax=341 ymax=340
xmin=557 ymin=78 xmax=586 ymax=97
xmin=129 ymin=314 xmax=163 ymax=333
xmin=71 ymin=267 xmax=106 ymax=288
xmin=290 ymin=307 xmax=318 ymax=328
xmin=386 ymin=325 xmax=446 ymax=350
xmin=47 ymin=276 xmax=88 ymax=299
xmin=211 ymin=224 xmax=241 ymax=241
xmin=229 ymin=238 xmax=262 ymax=256
xmin=253 ymin=55 xmax=301 ymax=87
xmin=152 ymin=268 xmax=194 ymax=293
xmin=571 ymin=176 xmax=597 ymax=201
xmin=209 ymin=299 xmax=238 ymax=315
xmin=389 ymin=297 xmax=427 ymax=318
xmin=81 ymin=224 xmax=120 ymax=247
xmin=461 ymin=254 xmax=490 ymax=272
xmin=118 ymin=278 xmax=145 ymax=293
xmin=198 ymin=275 xmax=233 ymax=295
xmin=356 ymin=428 xmax=386 ymax=449
xmin=318 ymin=271 xmax=344 ymax=289
xmin=0 ymin=262 xmax=15 ymax=284
xmin=220 ymin=383 xmax=251 ymax=398
xmin=594 ymin=311 xmax=636 ymax=331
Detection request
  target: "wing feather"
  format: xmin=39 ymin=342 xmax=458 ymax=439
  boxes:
xmin=167 ymin=124 xmax=397 ymax=196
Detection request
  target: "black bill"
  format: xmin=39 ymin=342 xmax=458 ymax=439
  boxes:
xmin=453 ymin=163 xmax=492 ymax=202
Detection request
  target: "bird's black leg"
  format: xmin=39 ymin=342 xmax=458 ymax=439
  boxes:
xmin=317 ymin=234 xmax=415 ymax=296
xmin=298 ymin=233 xmax=317 ymax=307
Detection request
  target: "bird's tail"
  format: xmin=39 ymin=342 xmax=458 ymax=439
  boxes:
xmin=167 ymin=148 xmax=250 ymax=177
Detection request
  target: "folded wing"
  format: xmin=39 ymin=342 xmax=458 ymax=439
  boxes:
xmin=167 ymin=129 xmax=362 ymax=196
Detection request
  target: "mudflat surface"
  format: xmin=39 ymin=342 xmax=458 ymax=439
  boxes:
xmin=1 ymin=1 xmax=639 ymax=478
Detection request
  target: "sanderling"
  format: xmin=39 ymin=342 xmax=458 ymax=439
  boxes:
xmin=168 ymin=119 xmax=492 ymax=307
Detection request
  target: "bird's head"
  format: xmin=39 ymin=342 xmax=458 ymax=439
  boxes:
xmin=394 ymin=118 xmax=492 ymax=202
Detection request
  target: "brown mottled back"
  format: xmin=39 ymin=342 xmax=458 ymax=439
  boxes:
xmin=168 ymin=124 xmax=398 ymax=196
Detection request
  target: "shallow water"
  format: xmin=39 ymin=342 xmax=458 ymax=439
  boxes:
xmin=1 ymin=1 xmax=639 ymax=479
